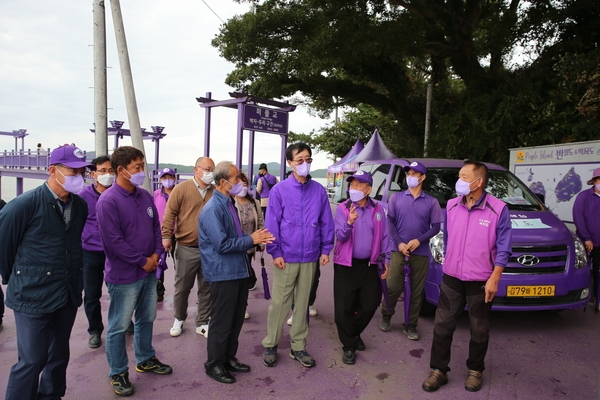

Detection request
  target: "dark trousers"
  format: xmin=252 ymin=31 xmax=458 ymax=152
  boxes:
xmin=309 ymin=264 xmax=320 ymax=306
xmin=0 ymin=284 xmax=4 ymax=324
xmin=6 ymin=302 xmax=78 ymax=400
xmin=205 ymin=278 xmax=249 ymax=370
xmin=430 ymin=274 xmax=492 ymax=373
xmin=334 ymin=261 xmax=380 ymax=350
xmin=591 ymin=248 xmax=600 ymax=301
xmin=82 ymin=249 xmax=106 ymax=335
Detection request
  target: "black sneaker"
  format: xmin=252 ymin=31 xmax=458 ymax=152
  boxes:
xmin=111 ymin=371 xmax=134 ymax=397
xmin=263 ymin=346 xmax=278 ymax=367
xmin=356 ymin=336 xmax=366 ymax=351
xmin=289 ymin=349 xmax=316 ymax=368
xmin=135 ymin=356 xmax=173 ymax=375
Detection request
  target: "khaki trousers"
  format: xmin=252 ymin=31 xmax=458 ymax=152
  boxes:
xmin=262 ymin=261 xmax=317 ymax=351
xmin=173 ymin=244 xmax=211 ymax=326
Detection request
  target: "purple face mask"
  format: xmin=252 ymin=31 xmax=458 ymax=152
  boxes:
xmin=161 ymin=179 xmax=175 ymax=189
xmin=124 ymin=169 xmax=146 ymax=186
xmin=55 ymin=168 xmax=84 ymax=194
xmin=407 ymin=176 xmax=421 ymax=189
xmin=226 ymin=180 xmax=244 ymax=196
xmin=349 ymin=189 xmax=365 ymax=202
xmin=295 ymin=162 xmax=311 ymax=177
xmin=455 ymin=177 xmax=480 ymax=196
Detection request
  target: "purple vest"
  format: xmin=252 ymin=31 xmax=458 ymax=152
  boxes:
xmin=333 ymin=199 xmax=386 ymax=266
xmin=444 ymin=194 xmax=507 ymax=281
xmin=259 ymin=173 xmax=277 ymax=198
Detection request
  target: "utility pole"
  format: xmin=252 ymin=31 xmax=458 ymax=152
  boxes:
xmin=109 ymin=0 xmax=151 ymax=191
xmin=423 ymin=81 xmax=433 ymax=157
xmin=93 ymin=0 xmax=108 ymax=157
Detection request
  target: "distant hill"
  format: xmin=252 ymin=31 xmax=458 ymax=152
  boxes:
xmin=158 ymin=162 xmax=328 ymax=178
xmin=85 ymin=152 xmax=328 ymax=178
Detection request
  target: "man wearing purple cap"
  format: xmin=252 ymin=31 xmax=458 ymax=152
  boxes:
xmin=97 ymin=146 xmax=172 ymax=396
xmin=154 ymin=167 xmax=177 ymax=301
xmin=333 ymin=171 xmax=390 ymax=365
xmin=0 ymin=145 xmax=92 ymax=400
xmin=79 ymin=155 xmax=115 ymax=349
xmin=380 ymin=161 xmax=443 ymax=341
xmin=573 ymin=167 xmax=600 ymax=306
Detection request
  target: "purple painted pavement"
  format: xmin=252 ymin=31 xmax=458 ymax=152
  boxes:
xmin=1 ymin=253 xmax=599 ymax=399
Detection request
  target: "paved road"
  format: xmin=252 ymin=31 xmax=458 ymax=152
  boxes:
xmin=1 ymin=254 xmax=599 ymax=399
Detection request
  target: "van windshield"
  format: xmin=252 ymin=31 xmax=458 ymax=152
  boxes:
xmin=422 ymin=168 xmax=544 ymax=211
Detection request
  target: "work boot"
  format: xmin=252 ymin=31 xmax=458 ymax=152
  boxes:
xmin=379 ymin=314 xmax=391 ymax=331
xmin=422 ymin=369 xmax=448 ymax=392
xmin=465 ymin=370 xmax=483 ymax=392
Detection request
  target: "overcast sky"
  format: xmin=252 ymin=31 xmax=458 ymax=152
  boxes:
xmin=0 ymin=1 xmax=334 ymax=172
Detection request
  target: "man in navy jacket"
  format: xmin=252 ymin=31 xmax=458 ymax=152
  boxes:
xmin=0 ymin=145 xmax=92 ymax=400
xmin=199 ymin=161 xmax=274 ymax=384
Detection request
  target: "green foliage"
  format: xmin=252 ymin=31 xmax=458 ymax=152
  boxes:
xmin=215 ymin=0 xmax=600 ymax=167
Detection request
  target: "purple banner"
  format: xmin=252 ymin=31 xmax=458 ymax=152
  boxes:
xmin=243 ymin=104 xmax=289 ymax=134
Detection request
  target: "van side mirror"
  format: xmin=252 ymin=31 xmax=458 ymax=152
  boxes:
xmin=535 ymin=193 xmax=545 ymax=205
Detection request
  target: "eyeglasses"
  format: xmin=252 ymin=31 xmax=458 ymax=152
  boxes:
xmin=56 ymin=164 xmax=86 ymax=176
xmin=196 ymin=165 xmax=214 ymax=172
xmin=291 ymin=157 xmax=313 ymax=165
xmin=95 ymin=168 xmax=114 ymax=174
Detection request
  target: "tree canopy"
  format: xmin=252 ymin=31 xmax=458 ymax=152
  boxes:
xmin=213 ymin=0 xmax=600 ymax=165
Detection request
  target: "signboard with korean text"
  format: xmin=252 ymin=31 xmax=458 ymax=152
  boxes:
xmin=242 ymin=104 xmax=289 ymax=134
xmin=509 ymin=140 xmax=600 ymax=223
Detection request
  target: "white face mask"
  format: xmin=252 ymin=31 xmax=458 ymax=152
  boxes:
xmin=96 ymin=173 xmax=114 ymax=187
xmin=201 ymin=171 xmax=213 ymax=184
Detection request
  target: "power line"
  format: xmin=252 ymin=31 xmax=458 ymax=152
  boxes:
xmin=201 ymin=0 xmax=224 ymax=23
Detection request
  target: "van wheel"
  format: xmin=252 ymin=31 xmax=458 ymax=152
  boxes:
xmin=419 ymin=292 xmax=437 ymax=316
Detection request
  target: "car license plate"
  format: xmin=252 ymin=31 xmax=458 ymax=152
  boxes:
xmin=506 ymin=285 xmax=555 ymax=297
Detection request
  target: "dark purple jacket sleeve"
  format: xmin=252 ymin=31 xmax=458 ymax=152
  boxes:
xmin=494 ymin=206 xmax=512 ymax=268
xmin=387 ymin=194 xmax=402 ymax=248
xmin=319 ymin=187 xmax=335 ymax=255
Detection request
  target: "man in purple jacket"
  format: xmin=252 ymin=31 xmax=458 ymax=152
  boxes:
xmin=573 ymin=168 xmax=600 ymax=307
xmin=97 ymin=147 xmax=172 ymax=397
xmin=422 ymin=160 xmax=511 ymax=393
xmin=380 ymin=161 xmax=443 ymax=340
xmin=333 ymin=171 xmax=390 ymax=365
xmin=262 ymin=142 xmax=334 ymax=369
xmin=79 ymin=155 xmax=115 ymax=349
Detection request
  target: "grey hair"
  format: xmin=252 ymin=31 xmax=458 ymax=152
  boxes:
xmin=213 ymin=161 xmax=234 ymax=185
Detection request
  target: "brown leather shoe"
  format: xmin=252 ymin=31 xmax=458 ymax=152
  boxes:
xmin=422 ymin=369 xmax=448 ymax=392
xmin=465 ymin=370 xmax=482 ymax=392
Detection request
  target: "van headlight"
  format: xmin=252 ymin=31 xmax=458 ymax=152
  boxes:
xmin=572 ymin=232 xmax=588 ymax=269
xmin=429 ymin=231 xmax=444 ymax=265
